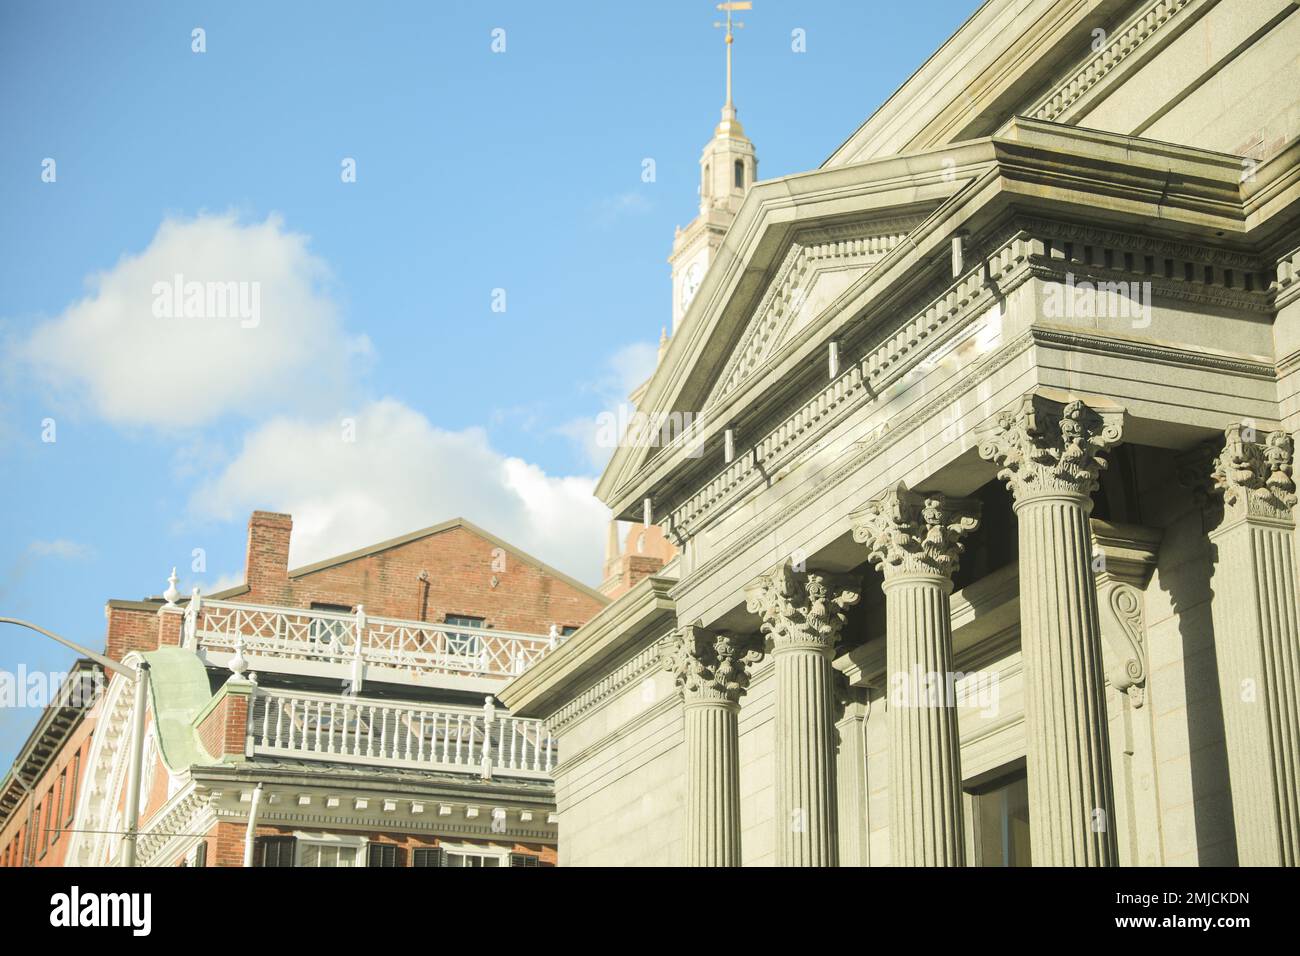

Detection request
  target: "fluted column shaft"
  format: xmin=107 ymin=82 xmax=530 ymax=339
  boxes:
xmin=1202 ymin=424 xmax=1300 ymax=865
xmin=853 ymin=484 xmax=979 ymax=866
xmin=684 ymin=698 xmax=742 ymax=866
xmin=665 ymin=625 xmax=761 ymax=867
xmin=979 ymin=395 xmax=1123 ymax=866
xmin=748 ymin=562 xmax=860 ymax=867
xmin=773 ymin=640 xmax=838 ymax=866
xmin=1014 ymin=493 xmax=1117 ymax=865
xmin=884 ymin=574 xmax=965 ymax=865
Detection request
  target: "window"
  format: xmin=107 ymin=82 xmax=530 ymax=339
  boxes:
xmin=968 ymin=770 xmax=1031 ymax=866
xmin=309 ymin=602 xmax=353 ymax=646
xmin=38 ymin=797 xmax=52 ymax=857
xmin=253 ymin=836 xmax=296 ymax=867
xmin=53 ymin=770 xmax=66 ymax=844
xmin=734 ymin=159 xmax=744 ymax=189
xmin=66 ymin=751 xmax=80 ymax=827
xmin=559 ymin=626 xmax=578 ymax=637
xmin=444 ymin=614 xmax=486 ymax=659
xmin=411 ymin=847 xmax=445 ymax=868
xmin=299 ymin=844 xmax=359 ymax=867
xmin=367 ymin=843 xmax=401 ymax=868
xmin=440 ymin=843 xmax=508 ymax=867
xmin=184 ymin=842 xmax=207 ymax=867
xmin=509 ymin=853 xmax=540 ymax=867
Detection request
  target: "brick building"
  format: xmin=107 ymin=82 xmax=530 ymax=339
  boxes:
xmin=3 ymin=512 xmax=608 ymax=867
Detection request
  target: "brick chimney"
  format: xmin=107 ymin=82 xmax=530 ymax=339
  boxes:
xmin=245 ymin=511 xmax=293 ymax=601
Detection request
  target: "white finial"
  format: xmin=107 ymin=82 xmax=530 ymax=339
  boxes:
xmin=163 ymin=568 xmax=180 ymax=607
xmin=229 ymin=633 xmax=248 ymax=679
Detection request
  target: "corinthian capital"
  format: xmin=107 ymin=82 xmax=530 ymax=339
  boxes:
xmin=666 ymin=625 xmax=763 ymax=704
xmin=744 ymin=560 xmax=860 ymax=653
xmin=1210 ymin=423 xmax=1297 ymax=522
xmin=850 ymin=482 xmax=980 ymax=580
xmin=976 ymin=394 xmax=1123 ymax=502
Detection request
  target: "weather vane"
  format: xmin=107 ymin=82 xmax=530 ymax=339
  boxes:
xmin=714 ymin=2 xmax=752 ymax=115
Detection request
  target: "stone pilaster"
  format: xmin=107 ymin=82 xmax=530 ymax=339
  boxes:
xmin=746 ymin=560 xmax=860 ymax=866
xmin=665 ymin=624 xmax=763 ymax=867
xmin=977 ymin=394 xmax=1123 ymax=866
xmin=1200 ymin=424 xmax=1300 ymax=866
xmin=851 ymin=483 xmax=980 ymax=866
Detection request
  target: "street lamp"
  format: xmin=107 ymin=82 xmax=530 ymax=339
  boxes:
xmin=0 ymin=616 xmax=151 ymax=867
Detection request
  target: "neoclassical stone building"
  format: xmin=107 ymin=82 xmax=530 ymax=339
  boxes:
xmin=501 ymin=0 xmax=1300 ymax=866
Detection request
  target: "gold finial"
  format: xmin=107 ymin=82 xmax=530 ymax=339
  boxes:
xmin=713 ymin=2 xmax=751 ymax=121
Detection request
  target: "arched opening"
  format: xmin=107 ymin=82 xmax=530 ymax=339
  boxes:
xmin=734 ymin=159 xmax=745 ymax=189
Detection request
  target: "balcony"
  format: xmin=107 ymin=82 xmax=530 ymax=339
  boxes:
xmin=185 ymin=597 xmax=560 ymax=692
xmin=247 ymin=689 xmax=557 ymax=780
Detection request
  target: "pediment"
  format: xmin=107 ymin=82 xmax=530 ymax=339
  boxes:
xmin=702 ymin=214 xmax=925 ymax=409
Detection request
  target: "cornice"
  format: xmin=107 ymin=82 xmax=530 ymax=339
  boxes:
xmin=602 ymin=122 xmax=1266 ymax=521
xmin=1025 ymin=0 xmax=1202 ymax=126
xmin=498 ymin=575 xmax=677 ymax=721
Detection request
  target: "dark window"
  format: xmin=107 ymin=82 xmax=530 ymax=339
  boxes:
xmin=968 ymin=770 xmax=1031 ymax=867
xmin=559 ymin=626 xmax=578 ymax=637
xmin=254 ymin=836 xmax=296 ymax=867
xmin=411 ymin=847 xmax=446 ymax=868
xmin=192 ymin=842 xmax=207 ymax=867
xmin=368 ymin=843 xmax=401 ymax=867
xmin=66 ymin=751 xmax=80 ymax=827
xmin=734 ymin=160 xmax=744 ymax=189
xmin=445 ymin=615 xmax=486 ymax=658
xmin=38 ymin=798 xmax=52 ymax=856
xmin=53 ymin=770 xmax=66 ymax=844
xmin=309 ymin=602 xmax=353 ymax=645
xmin=509 ymin=852 xmax=540 ymax=867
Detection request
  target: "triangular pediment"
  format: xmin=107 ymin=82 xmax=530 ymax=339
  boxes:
xmin=702 ymin=214 xmax=924 ymax=410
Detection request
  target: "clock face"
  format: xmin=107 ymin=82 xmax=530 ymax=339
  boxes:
xmin=680 ymin=262 xmax=703 ymax=311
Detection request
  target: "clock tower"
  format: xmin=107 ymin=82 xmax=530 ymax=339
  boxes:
xmin=669 ymin=2 xmax=758 ymax=333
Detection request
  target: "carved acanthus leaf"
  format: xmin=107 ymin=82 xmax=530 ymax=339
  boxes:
xmin=744 ymin=560 xmax=860 ymax=652
xmin=665 ymin=625 xmax=763 ymax=704
xmin=977 ymin=395 xmax=1123 ymax=501
xmin=850 ymin=483 xmax=980 ymax=579
xmin=1210 ymin=423 xmax=1297 ymax=522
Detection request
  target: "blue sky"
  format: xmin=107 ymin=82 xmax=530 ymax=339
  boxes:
xmin=0 ymin=0 xmax=978 ymax=766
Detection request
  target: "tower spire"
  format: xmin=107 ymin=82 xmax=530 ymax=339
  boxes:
xmin=715 ymin=2 xmax=751 ymax=123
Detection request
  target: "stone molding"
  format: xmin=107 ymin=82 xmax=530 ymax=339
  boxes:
xmin=1027 ymin=0 xmax=1197 ymax=125
xmin=706 ymin=215 xmax=926 ymax=408
xmin=546 ymin=638 xmax=670 ymax=734
xmin=665 ymin=625 xmax=764 ymax=705
xmin=745 ymin=561 xmax=861 ymax=654
xmin=977 ymin=394 xmax=1124 ymax=502
xmin=851 ymin=483 xmax=981 ymax=580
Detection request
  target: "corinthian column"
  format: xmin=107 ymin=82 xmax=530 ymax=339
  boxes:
xmin=665 ymin=624 xmax=763 ymax=866
xmin=1201 ymin=424 xmax=1300 ymax=866
xmin=747 ymin=561 xmax=860 ymax=866
xmin=977 ymin=394 xmax=1123 ymax=866
xmin=851 ymin=483 xmax=980 ymax=866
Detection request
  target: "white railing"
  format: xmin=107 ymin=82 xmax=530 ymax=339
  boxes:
xmin=185 ymin=597 xmax=560 ymax=683
xmin=247 ymin=689 xmax=557 ymax=779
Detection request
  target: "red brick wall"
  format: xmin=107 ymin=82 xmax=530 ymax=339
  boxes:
xmin=195 ymin=692 xmax=248 ymax=761
xmin=244 ymin=520 xmax=605 ymax=636
xmin=105 ymin=606 xmax=161 ymax=661
xmin=0 ymin=721 xmax=95 ymax=868
xmin=245 ymin=511 xmax=292 ymax=603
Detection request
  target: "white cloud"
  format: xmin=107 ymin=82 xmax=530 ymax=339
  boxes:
xmin=15 ymin=212 xmax=371 ymax=429
xmin=561 ymin=339 xmax=660 ymax=470
xmin=190 ymin=398 xmax=611 ymax=584
xmin=27 ymin=539 xmax=92 ymax=560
